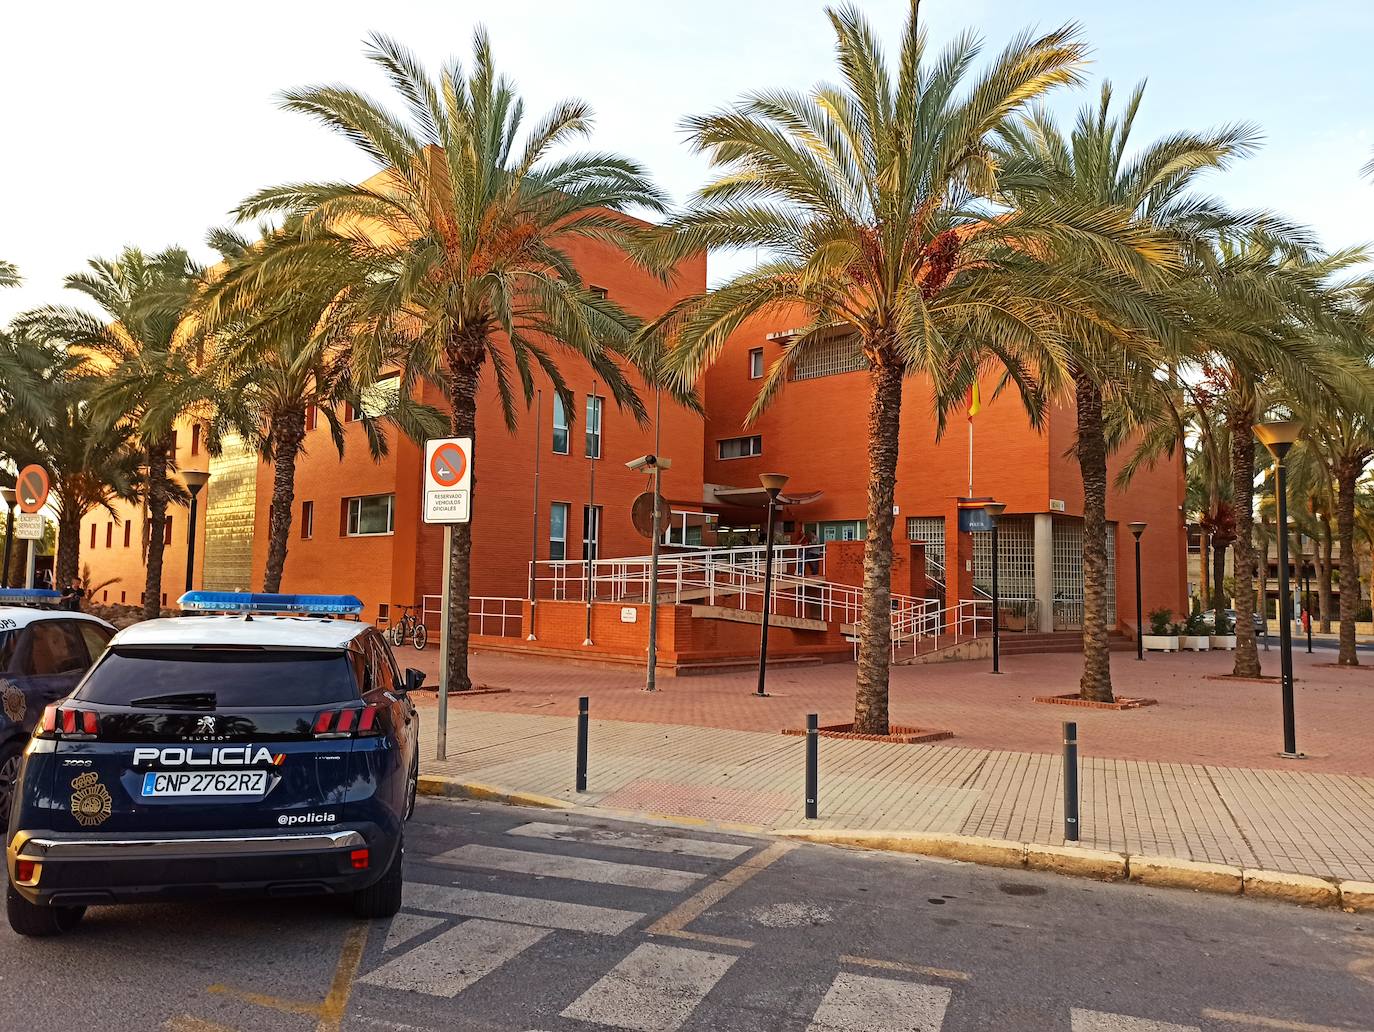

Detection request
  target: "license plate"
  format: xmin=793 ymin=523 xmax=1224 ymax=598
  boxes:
xmin=141 ymin=770 xmax=269 ymax=797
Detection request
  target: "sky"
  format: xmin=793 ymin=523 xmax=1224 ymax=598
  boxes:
xmin=3 ymin=0 xmax=1372 ymax=324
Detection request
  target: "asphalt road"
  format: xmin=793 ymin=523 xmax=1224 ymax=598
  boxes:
xmin=0 ymin=798 xmax=1370 ymax=1032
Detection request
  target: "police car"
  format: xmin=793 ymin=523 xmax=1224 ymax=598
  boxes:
xmin=0 ymin=589 xmax=116 ymax=825
xmin=5 ymin=592 xmax=421 ymax=936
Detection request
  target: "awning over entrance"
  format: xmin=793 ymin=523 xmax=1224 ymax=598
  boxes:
xmin=704 ymin=484 xmax=824 ymax=527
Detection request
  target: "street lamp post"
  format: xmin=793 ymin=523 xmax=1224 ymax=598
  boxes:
xmin=755 ymin=472 xmax=789 ymax=698
xmin=984 ymin=502 xmax=1006 ymax=674
xmin=0 ymin=486 xmax=15 ymax=590
xmin=1255 ymin=419 xmax=1303 ymax=758
xmin=1128 ymin=522 xmax=1147 ymax=661
xmin=182 ymin=470 xmax=211 ymax=595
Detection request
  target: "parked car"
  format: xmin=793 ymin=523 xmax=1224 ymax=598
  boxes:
xmin=1201 ymin=609 xmax=1267 ymax=635
xmin=5 ymin=591 xmax=421 ymax=936
xmin=0 ymin=590 xmax=116 ymax=823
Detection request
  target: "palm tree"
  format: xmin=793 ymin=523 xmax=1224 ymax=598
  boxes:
xmin=645 ymin=3 xmax=1181 ymax=728
xmin=22 ymin=248 xmax=204 ymax=617
xmin=0 ymin=331 xmax=141 ymax=587
xmin=200 ymin=227 xmax=447 ymax=593
xmin=0 ymin=261 xmax=18 ymax=289
xmin=995 ymin=81 xmax=1260 ymax=701
xmin=219 ymin=32 xmax=667 ymax=691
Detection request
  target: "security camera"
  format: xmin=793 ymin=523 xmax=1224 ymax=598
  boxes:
xmin=626 ymin=455 xmax=671 ymax=471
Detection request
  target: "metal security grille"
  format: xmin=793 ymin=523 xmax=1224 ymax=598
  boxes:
xmin=905 ymin=516 xmax=945 ymax=582
xmin=789 ymin=334 xmax=866 ymax=381
xmin=972 ymin=516 xmax=1035 ymax=599
xmin=1052 ymin=517 xmax=1117 ymax=628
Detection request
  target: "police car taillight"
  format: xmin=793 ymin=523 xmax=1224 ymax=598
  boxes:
xmin=37 ymin=705 xmax=98 ymax=739
xmin=312 ymin=705 xmax=380 ymax=737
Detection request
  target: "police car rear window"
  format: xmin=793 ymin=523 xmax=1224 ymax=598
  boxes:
xmin=75 ymin=649 xmax=359 ymax=708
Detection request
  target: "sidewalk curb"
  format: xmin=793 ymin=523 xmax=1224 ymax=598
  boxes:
xmin=417 ymin=775 xmax=569 ymax=810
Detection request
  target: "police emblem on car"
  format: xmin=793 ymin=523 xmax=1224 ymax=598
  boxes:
xmin=2 ymin=679 xmax=25 ymax=723
xmin=69 ymin=772 xmax=112 ymax=827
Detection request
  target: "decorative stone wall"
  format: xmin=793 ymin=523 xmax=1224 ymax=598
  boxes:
xmin=201 ymin=434 xmax=258 ymax=591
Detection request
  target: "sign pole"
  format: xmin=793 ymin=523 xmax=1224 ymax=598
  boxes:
xmin=437 ymin=523 xmax=452 ymax=762
xmin=24 ymin=540 xmax=36 ymax=589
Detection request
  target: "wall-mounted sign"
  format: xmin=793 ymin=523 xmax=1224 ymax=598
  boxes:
xmin=620 ymin=607 xmax=638 ymax=623
xmin=1049 ymin=498 xmax=1066 ymax=512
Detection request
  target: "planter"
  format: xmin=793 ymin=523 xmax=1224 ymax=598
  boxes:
xmin=1142 ymin=635 xmax=1179 ymax=653
xmin=1180 ymin=635 xmax=1210 ymax=652
xmin=1209 ymin=634 xmax=1237 ymax=650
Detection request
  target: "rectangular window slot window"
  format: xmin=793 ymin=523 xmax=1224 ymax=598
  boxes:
xmin=552 ymin=395 xmax=569 ymax=455
xmin=749 ymin=348 xmax=764 ymax=379
xmin=301 ymin=500 xmax=314 ymax=539
xmin=346 ymin=495 xmax=395 ymax=537
xmin=585 ymin=396 xmax=603 ymax=459
xmin=717 ymin=435 xmax=763 ymax=460
xmin=549 ymin=502 xmax=570 ymax=561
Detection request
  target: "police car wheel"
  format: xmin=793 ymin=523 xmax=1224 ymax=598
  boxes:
xmin=404 ymin=753 xmax=419 ymax=821
xmin=351 ymin=837 xmax=403 ymax=919
xmin=0 ymin=741 xmax=21 ymax=826
xmin=6 ymin=882 xmax=84 ymax=937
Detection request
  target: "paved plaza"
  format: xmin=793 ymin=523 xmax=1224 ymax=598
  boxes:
xmin=409 ymin=647 xmax=1374 ymax=883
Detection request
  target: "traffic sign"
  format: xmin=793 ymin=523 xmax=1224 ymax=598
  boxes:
xmin=14 ymin=513 xmax=44 ymax=541
xmin=16 ymin=465 xmax=49 ymax=514
xmin=423 ymin=437 xmax=472 ymax=524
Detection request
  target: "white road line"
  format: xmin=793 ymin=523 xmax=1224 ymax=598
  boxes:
xmin=807 ymin=971 xmax=952 ymax=1032
xmin=1072 ymin=1009 xmax=1200 ymax=1032
xmin=432 ymin=844 xmax=703 ymax=891
xmin=559 ymin=943 xmax=737 ymax=1032
xmin=508 ymin=821 xmax=751 ymax=860
xmin=383 ymin=912 xmax=445 ymax=952
xmin=403 ymin=882 xmax=644 ymax=935
xmin=359 ymin=918 xmax=548 ymax=997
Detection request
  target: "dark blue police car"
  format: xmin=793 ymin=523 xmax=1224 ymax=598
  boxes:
xmin=0 ymin=590 xmax=116 ymax=825
xmin=5 ymin=592 xmax=421 ymax=936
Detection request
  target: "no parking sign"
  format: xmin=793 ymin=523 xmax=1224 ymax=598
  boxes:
xmin=423 ymin=438 xmax=472 ymax=524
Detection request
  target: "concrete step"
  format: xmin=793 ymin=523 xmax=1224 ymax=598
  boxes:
xmin=689 ymin=605 xmax=829 ymax=633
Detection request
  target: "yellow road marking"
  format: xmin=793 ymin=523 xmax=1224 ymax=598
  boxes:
xmin=207 ymin=984 xmax=321 ymax=1017
xmin=839 ymin=954 xmax=972 ymax=982
xmin=658 ymin=928 xmax=756 ymax=949
xmin=646 ymin=840 xmax=794 ymax=942
xmin=318 ymin=921 xmax=371 ymax=1032
xmin=164 ymin=1018 xmax=239 ymax=1032
xmin=1202 ymin=1009 xmax=1374 ymax=1032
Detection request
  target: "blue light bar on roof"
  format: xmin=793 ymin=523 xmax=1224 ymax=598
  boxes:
xmin=0 ymin=588 xmax=62 ymax=606
xmin=177 ymin=591 xmax=365 ymax=616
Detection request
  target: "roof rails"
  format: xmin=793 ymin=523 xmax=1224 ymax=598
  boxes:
xmin=0 ymin=588 xmax=63 ymax=609
xmin=177 ymin=591 xmax=365 ymax=618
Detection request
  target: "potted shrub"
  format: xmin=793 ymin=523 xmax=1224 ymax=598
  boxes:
xmin=1209 ymin=608 xmax=1236 ymax=650
xmin=1143 ymin=607 xmax=1179 ymax=652
xmin=1179 ymin=607 xmax=1210 ymax=651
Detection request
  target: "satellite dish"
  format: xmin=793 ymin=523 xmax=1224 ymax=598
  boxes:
xmin=631 ymin=491 xmax=665 ymax=539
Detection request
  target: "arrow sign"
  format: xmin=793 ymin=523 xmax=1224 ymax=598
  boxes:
xmin=423 ymin=438 xmax=472 ymax=525
xmin=429 ymin=443 xmax=467 ymax=487
xmin=16 ymin=465 xmax=49 ymax=514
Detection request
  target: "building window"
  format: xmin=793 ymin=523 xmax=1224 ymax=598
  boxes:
xmin=191 ymin=424 xmax=201 ymax=456
xmin=549 ymin=502 xmax=570 ymax=561
xmin=717 ymin=435 xmax=762 ymax=460
xmin=589 ymin=285 xmax=608 ymax=299
xmin=346 ymin=495 xmax=394 ymax=537
xmin=123 ymin=521 xmax=132 ymax=548
xmin=169 ymin=430 xmax=178 ymax=453
xmin=585 ymin=396 xmax=603 ymax=459
xmin=301 ymin=500 xmax=314 ymax=539
xmin=377 ymin=602 xmax=390 ymax=626
xmin=358 ymin=373 xmax=400 ymax=420
xmin=120 ymin=591 xmax=126 ymax=603
xmin=789 ymin=333 xmax=865 ymax=381
xmin=582 ymin=505 xmax=602 ymax=562
xmin=164 ymin=516 xmax=173 ymax=546
xmin=89 ymin=524 xmax=96 ymax=548
xmin=749 ymin=348 xmax=764 ymax=379
xmin=552 ymin=395 xmax=569 ymax=455
xmin=105 ymin=523 xmax=113 ymax=548
xmin=306 ymin=405 xmax=318 ymax=432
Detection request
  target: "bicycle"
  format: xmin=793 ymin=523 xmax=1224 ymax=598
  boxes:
xmin=388 ymin=604 xmax=428 ymax=650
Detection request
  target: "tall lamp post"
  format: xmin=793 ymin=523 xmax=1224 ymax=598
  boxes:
xmin=984 ymin=501 xmax=1006 ymax=673
xmin=1128 ymin=522 xmax=1147 ymax=660
xmin=755 ymin=472 xmax=789 ymax=698
xmin=1302 ymin=547 xmax=1313 ymax=654
xmin=182 ymin=470 xmax=211 ymax=595
xmin=0 ymin=486 xmax=15 ymax=589
xmin=1254 ymin=419 xmax=1303 ymax=758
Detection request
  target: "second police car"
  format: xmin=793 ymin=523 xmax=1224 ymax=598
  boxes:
xmin=5 ymin=592 xmax=422 ymax=936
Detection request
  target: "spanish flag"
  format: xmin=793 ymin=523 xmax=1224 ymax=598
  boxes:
xmin=966 ymin=381 xmax=981 ymax=421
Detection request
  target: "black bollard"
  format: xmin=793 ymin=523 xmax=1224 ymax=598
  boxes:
xmin=576 ymin=696 xmax=589 ymax=793
xmin=805 ymin=713 xmax=819 ymax=820
xmin=1063 ymin=721 xmax=1079 ymax=842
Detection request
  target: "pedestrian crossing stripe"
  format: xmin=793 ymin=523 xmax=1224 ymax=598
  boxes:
xmin=559 ymin=942 xmax=737 ymax=1032
xmin=431 ymin=843 xmax=703 ymax=891
xmin=507 ymin=821 xmax=751 ymax=860
xmin=402 ymin=882 xmax=644 ymax=935
xmin=1071 ymin=1008 xmax=1200 ymax=1032
xmin=359 ymin=919 xmax=548 ymax=997
xmin=807 ymin=972 xmax=952 ymax=1032
xmin=382 ymin=912 xmax=444 ymax=952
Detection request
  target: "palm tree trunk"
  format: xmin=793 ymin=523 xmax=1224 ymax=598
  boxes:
xmin=1075 ymin=372 xmax=1113 ymax=703
xmin=853 ymin=358 xmax=903 ymax=736
xmin=262 ymin=406 xmax=307 ymax=594
xmin=442 ymin=339 xmax=482 ymax=694
xmin=54 ymin=494 xmax=82 ymax=590
xmin=1200 ymin=533 xmax=1211 ymax=611
xmin=1230 ymin=403 xmax=1261 ymax=677
xmin=1317 ymin=518 xmax=1333 ymax=633
xmin=1211 ymin=533 xmax=1226 ymax=613
xmin=1337 ymin=463 xmax=1361 ymax=666
xmin=142 ymin=438 xmax=172 ymax=619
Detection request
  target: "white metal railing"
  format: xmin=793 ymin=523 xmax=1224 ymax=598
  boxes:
xmin=421 ymin=594 xmax=523 ymax=637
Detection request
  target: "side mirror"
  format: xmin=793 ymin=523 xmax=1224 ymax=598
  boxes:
xmin=404 ymin=668 xmax=425 ymax=695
